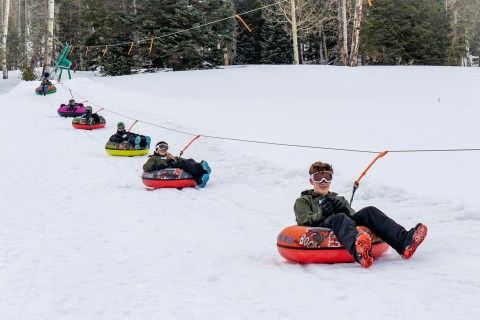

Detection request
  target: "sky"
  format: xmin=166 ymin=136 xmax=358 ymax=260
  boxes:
xmin=1 ymin=65 xmax=479 ymax=320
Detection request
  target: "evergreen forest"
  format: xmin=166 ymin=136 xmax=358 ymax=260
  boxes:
xmin=1 ymin=0 xmax=479 ymax=77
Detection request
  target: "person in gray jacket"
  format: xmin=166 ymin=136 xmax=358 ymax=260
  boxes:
xmin=294 ymin=161 xmax=427 ymax=268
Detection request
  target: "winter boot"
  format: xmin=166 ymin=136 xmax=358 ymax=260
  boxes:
xmin=146 ymin=136 xmax=151 ymax=149
xmin=88 ymin=117 xmax=94 ymax=125
xmin=402 ymin=223 xmax=428 ymax=259
xmin=198 ymin=173 xmax=210 ymax=188
xmin=134 ymin=136 xmax=141 ymax=150
xmin=354 ymin=232 xmax=373 ymax=268
xmin=201 ymin=160 xmax=211 ymax=174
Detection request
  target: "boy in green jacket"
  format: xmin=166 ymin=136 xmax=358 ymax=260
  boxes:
xmin=294 ymin=161 xmax=427 ymax=268
xmin=143 ymin=141 xmax=211 ymax=188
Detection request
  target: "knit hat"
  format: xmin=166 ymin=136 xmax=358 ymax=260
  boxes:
xmin=117 ymin=122 xmax=125 ymax=127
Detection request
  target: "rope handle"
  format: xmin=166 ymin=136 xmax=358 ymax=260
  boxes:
xmin=350 ymin=150 xmax=388 ymax=204
xmin=179 ymin=135 xmax=201 ymax=157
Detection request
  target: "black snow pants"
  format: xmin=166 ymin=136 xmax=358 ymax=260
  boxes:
xmin=171 ymin=159 xmax=206 ymax=184
xmin=322 ymin=206 xmax=408 ymax=257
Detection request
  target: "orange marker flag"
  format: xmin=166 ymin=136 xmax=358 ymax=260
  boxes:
xmin=235 ymin=15 xmax=252 ymax=32
xmin=148 ymin=38 xmax=154 ymax=55
xmin=128 ymin=42 xmax=134 ymax=56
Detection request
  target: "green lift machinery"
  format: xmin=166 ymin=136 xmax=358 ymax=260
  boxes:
xmin=53 ymin=43 xmax=72 ymax=81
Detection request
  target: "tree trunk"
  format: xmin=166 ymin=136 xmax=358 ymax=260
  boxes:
xmin=290 ymin=0 xmax=299 ymax=64
xmin=44 ymin=0 xmax=54 ymax=72
xmin=1 ymin=0 xmax=11 ymax=79
xmin=318 ymin=25 xmax=324 ymax=63
xmin=338 ymin=0 xmax=348 ymax=65
xmin=349 ymin=0 xmax=364 ymax=67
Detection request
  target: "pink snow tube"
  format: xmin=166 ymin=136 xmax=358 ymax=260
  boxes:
xmin=57 ymin=104 xmax=86 ymax=117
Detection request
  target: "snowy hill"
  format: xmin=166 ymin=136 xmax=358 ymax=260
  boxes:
xmin=0 ymin=65 xmax=479 ymax=320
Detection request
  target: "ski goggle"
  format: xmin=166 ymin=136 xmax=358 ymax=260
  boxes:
xmin=117 ymin=125 xmax=125 ymax=130
xmin=155 ymin=143 xmax=168 ymax=151
xmin=310 ymin=171 xmax=333 ymax=183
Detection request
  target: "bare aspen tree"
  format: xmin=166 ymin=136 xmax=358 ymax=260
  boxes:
xmin=267 ymin=0 xmax=332 ymax=64
xmin=290 ymin=0 xmax=299 ymax=64
xmin=349 ymin=0 xmax=364 ymax=66
xmin=44 ymin=0 xmax=54 ymax=71
xmin=1 ymin=0 xmax=11 ymax=79
xmin=338 ymin=0 xmax=348 ymax=65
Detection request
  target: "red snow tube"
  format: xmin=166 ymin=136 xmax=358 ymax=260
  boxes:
xmin=142 ymin=168 xmax=197 ymax=189
xmin=72 ymin=123 xmax=106 ymax=130
xmin=277 ymin=225 xmax=389 ymax=264
xmin=71 ymin=116 xmax=106 ymax=130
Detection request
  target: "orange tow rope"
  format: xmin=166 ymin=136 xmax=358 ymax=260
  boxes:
xmin=128 ymin=120 xmax=138 ymax=132
xmin=179 ymin=135 xmax=201 ymax=157
xmin=350 ymin=150 xmax=388 ymax=204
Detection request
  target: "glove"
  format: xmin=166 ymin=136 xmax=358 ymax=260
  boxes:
xmin=154 ymin=163 xmax=167 ymax=170
xmin=168 ymin=159 xmax=178 ymax=168
xmin=320 ymin=198 xmax=334 ymax=216
xmin=331 ymin=198 xmax=348 ymax=213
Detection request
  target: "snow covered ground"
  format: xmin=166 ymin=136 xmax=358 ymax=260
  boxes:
xmin=1 ymin=65 xmax=479 ymax=320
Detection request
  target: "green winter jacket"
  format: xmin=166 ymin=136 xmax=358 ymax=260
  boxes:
xmin=294 ymin=190 xmax=355 ymax=227
xmin=143 ymin=154 xmax=186 ymax=172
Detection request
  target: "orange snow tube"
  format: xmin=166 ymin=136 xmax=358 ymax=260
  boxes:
xmin=277 ymin=225 xmax=389 ymax=264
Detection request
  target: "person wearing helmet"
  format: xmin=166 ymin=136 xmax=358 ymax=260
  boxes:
xmin=143 ymin=141 xmax=211 ymax=188
xmin=109 ymin=122 xmax=151 ymax=150
xmin=80 ymin=106 xmax=101 ymax=125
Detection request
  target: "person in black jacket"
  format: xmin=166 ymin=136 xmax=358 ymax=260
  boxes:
xmin=109 ymin=122 xmax=151 ymax=149
xmin=294 ymin=161 xmax=428 ymax=268
xmin=66 ymin=99 xmax=80 ymax=112
xmin=81 ymin=106 xmax=102 ymax=125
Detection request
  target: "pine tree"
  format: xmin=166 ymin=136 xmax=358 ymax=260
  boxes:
xmin=134 ymin=0 xmax=166 ymax=68
xmin=404 ymin=0 xmax=450 ymax=65
xmin=233 ymin=0 xmax=264 ymax=64
xmin=361 ymin=0 xmax=449 ymax=65
xmin=260 ymin=12 xmax=293 ymax=64
xmin=57 ymin=0 xmax=83 ymax=70
xmin=99 ymin=12 xmax=135 ymax=76
xmin=151 ymin=0 xmax=209 ymax=70
xmin=198 ymin=0 xmax=237 ymax=67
